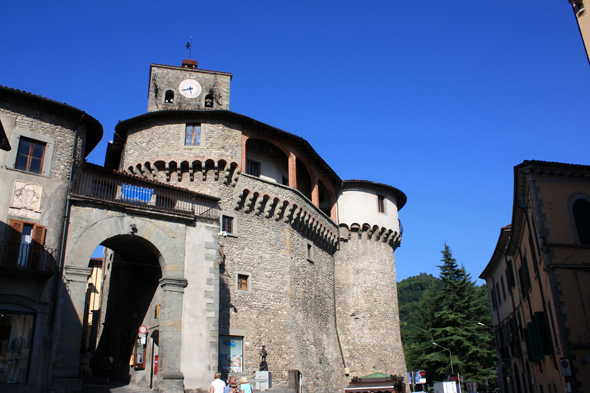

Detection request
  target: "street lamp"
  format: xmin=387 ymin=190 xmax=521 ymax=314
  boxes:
xmin=477 ymin=322 xmax=493 ymax=330
xmin=432 ymin=342 xmax=454 ymax=375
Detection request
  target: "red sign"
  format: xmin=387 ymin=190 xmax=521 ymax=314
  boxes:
xmin=139 ymin=325 xmax=148 ymax=334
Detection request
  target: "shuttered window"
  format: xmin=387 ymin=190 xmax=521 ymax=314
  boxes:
xmin=4 ymin=219 xmax=46 ymax=270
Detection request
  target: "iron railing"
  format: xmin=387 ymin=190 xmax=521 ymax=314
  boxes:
xmin=0 ymin=240 xmax=57 ymax=274
xmin=70 ymin=172 xmax=219 ymax=219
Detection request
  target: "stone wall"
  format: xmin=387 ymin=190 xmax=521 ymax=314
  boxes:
xmin=218 ymin=173 xmax=347 ymax=392
xmin=147 ymin=64 xmax=231 ymax=112
xmin=335 ymin=227 xmax=406 ymax=379
xmin=123 ymin=120 xmax=242 ymax=171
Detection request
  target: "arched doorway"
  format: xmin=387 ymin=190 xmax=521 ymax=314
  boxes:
xmin=93 ymin=235 xmax=162 ymax=387
xmin=53 ymin=214 xmax=188 ymax=393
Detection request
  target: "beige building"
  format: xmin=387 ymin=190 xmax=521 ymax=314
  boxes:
xmin=480 ymin=160 xmax=590 ymax=393
xmin=570 ymin=0 xmax=590 ymax=65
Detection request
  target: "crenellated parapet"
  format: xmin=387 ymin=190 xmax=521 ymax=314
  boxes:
xmin=338 ymin=223 xmax=402 ymax=250
xmin=233 ymin=186 xmax=338 ymax=252
xmin=125 ymin=158 xmax=241 ymax=186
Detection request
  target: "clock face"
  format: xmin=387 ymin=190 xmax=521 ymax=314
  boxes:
xmin=179 ymin=79 xmax=202 ymax=99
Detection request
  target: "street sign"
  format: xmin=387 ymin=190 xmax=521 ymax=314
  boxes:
xmin=560 ymin=358 xmax=572 ymax=377
xmin=139 ymin=325 xmax=148 ymax=334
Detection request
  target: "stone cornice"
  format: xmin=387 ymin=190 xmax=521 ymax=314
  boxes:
xmin=159 ymin=278 xmax=189 ymax=292
xmin=338 ymin=223 xmax=402 ymax=250
xmin=233 ymin=186 xmax=338 ymax=252
xmin=64 ymin=266 xmax=93 ymax=283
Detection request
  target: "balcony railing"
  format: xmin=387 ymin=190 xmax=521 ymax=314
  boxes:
xmin=0 ymin=241 xmax=57 ymax=275
xmin=70 ymin=172 xmax=219 ymax=220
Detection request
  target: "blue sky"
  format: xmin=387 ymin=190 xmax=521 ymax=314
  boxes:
xmin=2 ymin=1 xmax=588 ymax=283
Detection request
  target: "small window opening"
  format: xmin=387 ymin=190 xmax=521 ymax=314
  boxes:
xmin=222 ymin=216 xmax=234 ymax=234
xmin=185 ymin=124 xmax=201 ymax=146
xmin=246 ymin=159 xmax=260 ymax=177
xmin=165 ymin=90 xmax=174 ymax=103
xmin=307 ymin=243 xmax=313 ymax=260
xmin=15 ymin=137 xmax=46 ymax=174
xmin=237 ymin=274 xmax=249 ymax=291
xmin=377 ymin=195 xmax=385 ymax=213
xmin=205 ymin=90 xmax=214 ymax=108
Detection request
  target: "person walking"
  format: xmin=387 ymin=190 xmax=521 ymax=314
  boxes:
xmin=210 ymin=372 xmax=226 ymax=393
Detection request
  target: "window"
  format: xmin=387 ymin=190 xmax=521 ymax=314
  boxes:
xmin=222 ymin=216 xmax=233 ymax=234
xmin=205 ymin=90 xmax=214 ymax=108
xmin=237 ymin=274 xmax=249 ymax=291
xmin=3 ymin=220 xmax=46 ymax=271
xmin=165 ymin=90 xmax=174 ymax=103
xmin=307 ymin=243 xmax=313 ymax=260
xmin=246 ymin=159 xmax=260 ymax=177
xmin=501 ymin=276 xmax=507 ymax=300
xmin=236 ymin=271 xmax=251 ymax=293
xmin=15 ymin=138 xmax=45 ymax=174
xmin=573 ymin=198 xmax=590 ymax=244
xmin=185 ymin=124 xmax=201 ymax=146
xmin=0 ymin=305 xmax=35 ymax=384
xmin=377 ymin=195 xmax=385 ymax=213
xmin=496 ymin=283 xmax=502 ymax=306
xmin=219 ymin=335 xmax=243 ymax=373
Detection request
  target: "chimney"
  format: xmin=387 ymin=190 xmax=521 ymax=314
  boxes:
xmin=182 ymin=59 xmax=198 ymax=69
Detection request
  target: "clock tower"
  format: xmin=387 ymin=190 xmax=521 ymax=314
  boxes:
xmin=147 ymin=60 xmax=232 ymax=112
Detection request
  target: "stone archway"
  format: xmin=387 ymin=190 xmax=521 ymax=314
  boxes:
xmin=50 ymin=211 xmax=189 ymax=393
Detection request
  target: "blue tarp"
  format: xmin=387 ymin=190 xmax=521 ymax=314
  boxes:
xmin=121 ymin=184 xmax=153 ymax=203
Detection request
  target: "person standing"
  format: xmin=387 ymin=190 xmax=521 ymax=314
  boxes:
xmin=210 ymin=372 xmax=226 ymax=393
xmin=224 ymin=376 xmax=237 ymax=393
xmin=240 ymin=377 xmax=253 ymax=393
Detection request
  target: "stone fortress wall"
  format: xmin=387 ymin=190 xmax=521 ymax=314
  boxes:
xmin=109 ymin=61 xmax=407 ymax=392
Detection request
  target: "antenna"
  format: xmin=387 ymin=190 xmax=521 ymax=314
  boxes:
xmin=186 ymin=36 xmax=192 ymax=59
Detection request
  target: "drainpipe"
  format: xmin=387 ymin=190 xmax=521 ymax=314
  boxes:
xmin=45 ymin=113 xmax=85 ymax=387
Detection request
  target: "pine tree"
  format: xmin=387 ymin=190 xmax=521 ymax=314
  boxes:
xmin=410 ymin=244 xmax=496 ymax=388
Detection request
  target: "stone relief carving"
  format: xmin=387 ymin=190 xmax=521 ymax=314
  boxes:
xmin=9 ymin=181 xmax=42 ymax=219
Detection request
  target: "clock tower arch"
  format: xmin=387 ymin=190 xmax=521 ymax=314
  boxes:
xmin=147 ymin=60 xmax=232 ymax=112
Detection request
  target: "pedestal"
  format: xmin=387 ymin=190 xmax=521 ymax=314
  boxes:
xmin=255 ymin=370 xmax=272 ymax=391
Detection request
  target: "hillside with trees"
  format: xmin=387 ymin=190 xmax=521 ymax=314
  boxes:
xmin=398 ymin=244 xmax=496 ymax=388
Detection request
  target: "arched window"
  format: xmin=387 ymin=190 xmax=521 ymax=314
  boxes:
xmin=573 ymin=198 xmax=590 ymax=244
xmin=204 ymin=90 xmax=214 ymax=108
xmin=164 ymin=90 xmax=174 ymax=103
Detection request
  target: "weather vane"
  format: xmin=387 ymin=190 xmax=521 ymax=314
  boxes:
xmin=186 ymin=36 xmax=192 ymax=59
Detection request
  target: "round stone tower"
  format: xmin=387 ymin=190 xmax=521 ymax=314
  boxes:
xmin=334 ymin=180 xmax=407 ymax=379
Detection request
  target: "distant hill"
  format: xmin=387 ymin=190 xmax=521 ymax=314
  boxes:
xmin=397 ymin=273 xmax=443 ymax=361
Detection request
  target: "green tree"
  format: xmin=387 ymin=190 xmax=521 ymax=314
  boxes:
xmin=406 ymin=244 xmax=496 ymax=388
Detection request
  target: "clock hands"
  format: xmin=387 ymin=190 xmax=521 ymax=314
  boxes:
xmin=181 ymin=86 xmax=194 ymax=93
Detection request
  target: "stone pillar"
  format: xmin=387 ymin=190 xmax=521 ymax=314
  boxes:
xmin=158 ymin=277 xmax=188 ymax=393
xmin=288 ymin=153 xmax=297 ymax=189
xmin=50 ymin=265 xmax=92 ymax=392
xmin=241 ymin=135 xmax=248 ymax=173
xmin=311 ymin=175 xmax=319 ymax=208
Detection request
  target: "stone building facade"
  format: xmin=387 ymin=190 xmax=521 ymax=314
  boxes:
xmin=0 ymin=60 xmax=407 ymax=393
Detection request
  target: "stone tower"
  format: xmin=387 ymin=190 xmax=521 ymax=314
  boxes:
xmin=335 ymin=180 xmax=406 ymax=379
xmin=147 ymin=60 xmax=232 ymax=112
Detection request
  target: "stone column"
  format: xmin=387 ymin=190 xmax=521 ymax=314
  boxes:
xmin=311 ymin=175 xmax=319 ymax=208
xmin=288 ymin=153 xmax=297 ymax=189
xmin=241 ymin=135 xmax=248 ymax=173
xmin=158 ymin=277 xmax=188 ymax=393
xmin=50 ymin=265 xmax=92 ymax=392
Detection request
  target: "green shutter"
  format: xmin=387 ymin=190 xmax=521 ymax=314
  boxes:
xmin=535 ymin=312 xmax=553 ymax=356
